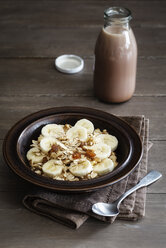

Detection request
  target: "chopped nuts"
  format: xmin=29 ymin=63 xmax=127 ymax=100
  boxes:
xmin=50 ymin=144 xmax=59 ymax=153
xmin=42 ymin=157 xmax=48 ymax=163
xmin=34 ymin=170 xmax=42 ymax=175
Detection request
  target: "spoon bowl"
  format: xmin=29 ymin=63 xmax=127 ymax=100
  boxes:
xmin=92 ymin=202 xmax=119 ymax=217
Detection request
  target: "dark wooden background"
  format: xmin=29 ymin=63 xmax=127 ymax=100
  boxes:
xmin=0 ymin=1 xmax=166 ymax=247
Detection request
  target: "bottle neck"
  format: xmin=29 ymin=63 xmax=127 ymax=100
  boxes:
xmin=104 ymin=21 xmax=130 ymax=30
xmin=104 ymin=7 xmax=132 ymax=31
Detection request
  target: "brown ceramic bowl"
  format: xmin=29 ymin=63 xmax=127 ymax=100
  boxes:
xmin=3 ymin=106 xmax=143 ymax=192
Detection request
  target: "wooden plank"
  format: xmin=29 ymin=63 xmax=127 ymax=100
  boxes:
xmin=0 ymin=95 xmax=165 ymax=140
xmin=0 ymin=58 xmax=165 ymax=96
xmin=0 ymin=194 xmax=165 ymax=248
xmin=0 ymin=26 xmax=165 ymax=58
xmin=0 ymin=0 xmax=165 ymax=28
xmin=0 ymin=0 xmax=165 ymax=58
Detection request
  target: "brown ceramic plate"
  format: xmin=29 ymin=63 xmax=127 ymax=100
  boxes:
xmin=3 ymin=106 xmax=143 ymax=192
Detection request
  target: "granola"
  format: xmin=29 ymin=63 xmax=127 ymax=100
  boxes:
xmin=26 ymin=119 xmax=118 ymax=181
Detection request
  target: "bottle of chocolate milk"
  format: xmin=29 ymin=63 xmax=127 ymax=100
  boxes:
xmin=93 ymin=7 xmax=137 ymax=103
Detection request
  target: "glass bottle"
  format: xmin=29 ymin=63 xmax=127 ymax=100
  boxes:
xmin=93 ymin=7 xmax=137 ymax=103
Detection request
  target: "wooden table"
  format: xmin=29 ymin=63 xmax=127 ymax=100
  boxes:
xmin=0 ymin=1 xmax=165 ymax=247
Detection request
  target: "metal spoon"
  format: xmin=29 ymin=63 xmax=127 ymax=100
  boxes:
xmin=92 ymin=170 xmax=162 ymax=217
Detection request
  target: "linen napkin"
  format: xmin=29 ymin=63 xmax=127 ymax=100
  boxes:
xmin=23 ymin=116 xmax=151 ymax=229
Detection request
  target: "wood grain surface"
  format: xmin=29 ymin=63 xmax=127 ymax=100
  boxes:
xmin=0 ymin=0 xmax=166 ymax=247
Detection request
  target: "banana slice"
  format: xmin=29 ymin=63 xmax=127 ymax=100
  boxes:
xmin=26 ymin=147 xmax=45 ymax=164
xmin=75 ymin=119 xmax=94 ymax=134
xmin=40 ymin=136 xmax=57 ymax=152
xmin=41 ymin=124 xmax=64 ymax=138
xmin=40 ymin=136 xmax=67 ymax=153
xmin=93 ymin=158 xmax=114 ymax=176
xmin=69 ymin=160 xmax=92 ymax=177
xmin=42 ymin=159 xmax=63 ymax=178
xmin=96 ymin=134 xmax=118 ymax=152
xmin=91 ymin=143 xmax=111 ymax=159
xmin=66 ymin=126 xmax=87 ymax=142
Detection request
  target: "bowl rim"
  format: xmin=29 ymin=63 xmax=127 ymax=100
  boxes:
xmin=3 ymin=106 xmax=143 ymax=192
xmin=16 ymin=112 xmax=132 ymax=184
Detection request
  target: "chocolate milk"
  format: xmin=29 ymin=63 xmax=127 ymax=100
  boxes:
xmin=94 ymin=12 xmax=137 ymax=103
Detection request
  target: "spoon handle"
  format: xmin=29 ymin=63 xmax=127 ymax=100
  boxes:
xmin=116 ymin=170 xmax=162 ymax=207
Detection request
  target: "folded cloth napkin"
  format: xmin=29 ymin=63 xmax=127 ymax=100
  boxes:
xmin=23 ymin=116 xmax=151 ymax=229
